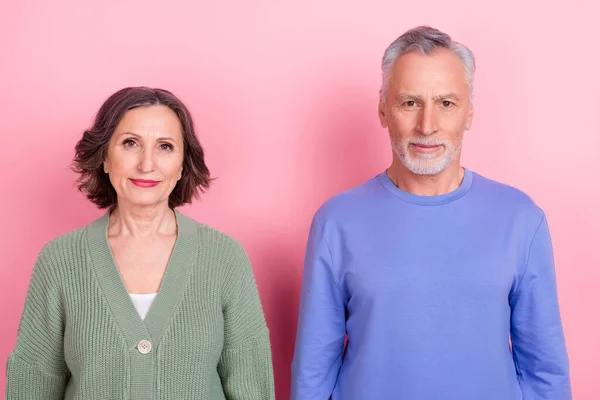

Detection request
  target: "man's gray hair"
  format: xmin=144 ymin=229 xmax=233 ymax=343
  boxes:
xmin=380 ymin=26 xmax=475 ymax=103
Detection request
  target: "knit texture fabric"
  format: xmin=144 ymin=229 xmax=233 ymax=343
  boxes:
xmin=6 ymin=210 xmax=275 ymax=400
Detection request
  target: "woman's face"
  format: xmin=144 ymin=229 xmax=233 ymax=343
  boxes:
xmin=103 ymin=105 xmax=185 ymax=210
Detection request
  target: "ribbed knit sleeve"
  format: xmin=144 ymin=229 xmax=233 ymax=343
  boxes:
xmin=217 ymin=242 xmax=275 ymax=400
xmin=6 ymin=242 xmax=70 ymax=399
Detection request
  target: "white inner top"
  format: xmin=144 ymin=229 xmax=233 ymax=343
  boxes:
xmin=129 ymin=293 xmax=157 ymax=320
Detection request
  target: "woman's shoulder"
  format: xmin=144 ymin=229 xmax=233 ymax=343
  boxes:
xmin=30 ymin=219 xmax=97 ymax=280
xmin=40 ymin=222 xmax=91 ymax=257
xmin=177 ymin=212 xmax=249 ymax=260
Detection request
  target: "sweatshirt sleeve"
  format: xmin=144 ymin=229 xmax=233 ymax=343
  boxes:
xmin=509 ymin=214 xmax=572 ymax=399
xmin=217 ymin=241 xmax=275 ymax=400
xmin=5 ymin=243 xmax=70 ymax=399
xmin=291 ymin=216 xmax=347 ymax=400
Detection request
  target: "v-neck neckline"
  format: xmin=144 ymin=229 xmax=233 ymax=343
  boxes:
xmin=87 ymin=208 xmax=198 ymax=348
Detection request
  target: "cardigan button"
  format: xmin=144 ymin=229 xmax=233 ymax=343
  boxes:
xmin=137 ymin=340 xmax=152 ymax=354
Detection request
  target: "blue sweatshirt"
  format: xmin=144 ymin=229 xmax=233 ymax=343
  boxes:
xmin=291 ymin=169 xmax=571 ymax=400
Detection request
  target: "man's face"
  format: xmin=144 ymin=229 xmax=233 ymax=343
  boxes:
xmin=378 ymin=48 xmax=474 ymax=176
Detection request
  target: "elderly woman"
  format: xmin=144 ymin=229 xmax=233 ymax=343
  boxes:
xmin=6 ymin=87 xmax=275 ymax=399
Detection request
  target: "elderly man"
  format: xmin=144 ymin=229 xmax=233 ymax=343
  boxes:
xmin=291 ymin=26 xmax=571 ymax=399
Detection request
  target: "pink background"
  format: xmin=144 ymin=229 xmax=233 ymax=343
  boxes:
xmin=1 ymin=1 xmax=598 ymax=398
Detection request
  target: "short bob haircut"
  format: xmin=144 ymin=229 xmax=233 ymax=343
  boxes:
xmin=73 ymin=87 xmax=211 ymax=209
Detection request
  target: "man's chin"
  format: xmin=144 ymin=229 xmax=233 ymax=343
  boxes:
xmin=402 ymin=157 xmax=450 ymax=176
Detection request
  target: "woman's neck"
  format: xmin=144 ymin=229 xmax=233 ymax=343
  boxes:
xmin=108 ymin=203 xmax=177 ymax=238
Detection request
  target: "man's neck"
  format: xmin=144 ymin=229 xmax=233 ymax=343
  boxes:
xmin=386 ymin=161 xmax=465 ymax=196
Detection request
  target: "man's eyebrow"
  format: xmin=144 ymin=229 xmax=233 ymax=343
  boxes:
xmin=433 ymin=93 xmax=460 ymax=101
xmin=395 ymin=93 xmax=423 ymax=102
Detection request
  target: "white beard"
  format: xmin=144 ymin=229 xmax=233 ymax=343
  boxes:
xmin=391 ymin=137 xmax=462 ymax=175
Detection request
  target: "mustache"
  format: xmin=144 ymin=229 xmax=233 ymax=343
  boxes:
xmin=406 ymin=137 xmax=449 ymax=146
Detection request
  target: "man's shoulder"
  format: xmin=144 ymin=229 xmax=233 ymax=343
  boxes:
xmin=313 ymin=174 xmax=384 ymax=223
xmin=471 ymin=171 xmax=545 ymax=221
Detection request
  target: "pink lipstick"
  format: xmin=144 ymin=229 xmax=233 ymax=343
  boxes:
xmin=130 ymin=179 xmax=160 ymax=188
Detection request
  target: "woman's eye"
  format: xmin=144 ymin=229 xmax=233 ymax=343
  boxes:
xmin=123 ymin=139 xmax=137 ymax=147
xmin=160 ymin=143 xmax=174 ymax=151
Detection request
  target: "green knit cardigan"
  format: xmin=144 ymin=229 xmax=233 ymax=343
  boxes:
xmin=6 ymin=210 xmax=275 ymax=399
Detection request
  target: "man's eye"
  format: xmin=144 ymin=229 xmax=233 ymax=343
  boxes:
xmin=405 ymin=101 xmax=416 ymax=107
xmin=442 ymin=100 xmax=453 ymax=108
